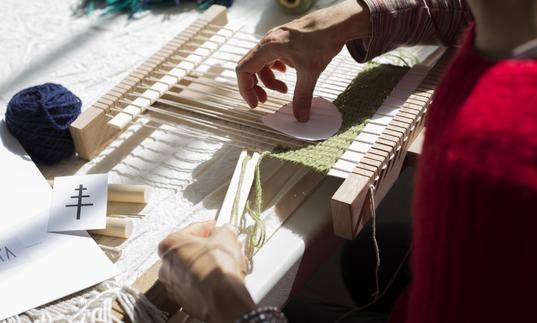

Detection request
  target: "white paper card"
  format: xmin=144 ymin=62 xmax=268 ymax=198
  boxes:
xmin=48 ymin=174 xmax=108 ymax=232
xmin=0 ymin=237 xmax=30 ymax=272
xmin=0 ymin=121 xmax=118 ymax=320
xmin=261 ymin=97 xmax=342 ymax=141
xmin=0 ymin=124 xmax=50 ymax=247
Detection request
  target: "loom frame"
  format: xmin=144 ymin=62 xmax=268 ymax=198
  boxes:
xmin=331 ymin=52 xmax=451 ymax=239
xmin=70 ymin=5 xmax=229 ymax=160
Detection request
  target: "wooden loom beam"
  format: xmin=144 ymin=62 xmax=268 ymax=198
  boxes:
xmin=330 ymin=50 xmax=452 ymax=240
xmin=69 ymin=5 xmax=229 ymax=160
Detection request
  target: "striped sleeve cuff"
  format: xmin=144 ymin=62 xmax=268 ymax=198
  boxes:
xmin=347 ymin=0 xmax=472 ymax=62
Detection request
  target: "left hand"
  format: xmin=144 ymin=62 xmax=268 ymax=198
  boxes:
xmin=158 ymin=220 xmax=255 ymax=323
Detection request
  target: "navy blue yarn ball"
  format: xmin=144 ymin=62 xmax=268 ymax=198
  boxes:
xmin=5 ymin=83 xmax=81 ymax=164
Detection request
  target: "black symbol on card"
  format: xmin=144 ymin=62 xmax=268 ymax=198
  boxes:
xmin=0 ymin=246 xmax=16 ymax=262
xmin=65 ymin=184 xmax=94 ymax=220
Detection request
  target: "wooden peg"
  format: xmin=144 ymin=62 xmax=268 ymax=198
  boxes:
xmin=107 ymin=184 xmax=151 ymax=204
xmin=89 ymin=217 xmax=134 ymax=239
xmin=48 ymin=180 xmax=150 ymax=204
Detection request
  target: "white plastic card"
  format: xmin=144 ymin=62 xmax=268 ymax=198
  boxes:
xmin=262 ymin=97 xmax=342 ymax=141
xmin=48 ymin=174 xmax=108 ymax=232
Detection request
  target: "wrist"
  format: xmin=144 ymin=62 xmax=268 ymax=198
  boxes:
xmin=329 ymin=0 xmax=371 ymax=44
xmin=206 ymin=269 xmax=255 ymax=323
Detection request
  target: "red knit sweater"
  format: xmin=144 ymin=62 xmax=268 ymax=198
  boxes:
xmin=390 ymin=26 xmax=537 ymax=323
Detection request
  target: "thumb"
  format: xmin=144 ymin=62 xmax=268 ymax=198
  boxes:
xmin=211 ymin=225 xmax=244 ymax=262
xmin=292 ymin=70 xmax=318 ymax=122
xmin=211 ymin=224 xmax=240 ymax=246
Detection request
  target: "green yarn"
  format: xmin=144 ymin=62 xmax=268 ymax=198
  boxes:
xmin=270 ymin=63 xmax=410 ymax=173
xmin=243 ymin=152 xmax=269 ymax=258
xmin=241 ymin=63 xmax=410 ymax=257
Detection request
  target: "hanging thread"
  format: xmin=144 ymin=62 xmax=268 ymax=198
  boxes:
xmin=5 ymin=83 xmax=81 ymax=164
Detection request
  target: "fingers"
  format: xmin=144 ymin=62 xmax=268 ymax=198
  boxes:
xmin=211 ymin=224 xmax=241 ymax=246
xmin=211 ymin=226 xmax=248 ymax=277
xmin=181 ymin=220 xmax=216 ymax=237
xmin=236 ymin=42 xmax=280 ymax=108
xmin=293 ymin=70 xmax=319 ymax=122
xmin=254 ymin=86 xmax=267 ymax=103
xmin=270 ymin=60 xmax=287 ymax=73
xmin=258 ymin=66 xmax=288 ymax=93
xmin=236 ymin=71 xmax=260 ymax=108
xmin=158 ymin=220 xmax=216 ymax=257
xmin=211 ymin=224 xmax=245 ymax=263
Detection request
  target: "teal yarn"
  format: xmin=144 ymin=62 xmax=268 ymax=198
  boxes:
xmin=78 ymin=0 xmax=233 ymax=18
xmin=5 ymin=83 xmax=81 ymax=164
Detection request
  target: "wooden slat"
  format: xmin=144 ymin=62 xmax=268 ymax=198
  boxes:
xmin=70 ymin=5 xmax=229 ymax=160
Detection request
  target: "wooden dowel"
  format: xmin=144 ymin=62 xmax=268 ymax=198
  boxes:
xmin=107 ymin=202 xmax=146 ymax=216
xmin=217 ymin=150 xmax=248 ymax=226
xmin=106 ymin=105 xmax=277 ymax=152
xmin=89 ymin=217 xmax=134 ymax=239
xmin=108 ymin=184 xmax=151 ymax=204
xmin=48 ymin=180 xmax=150 ymax=204
xmin=216 ymin=150 xmax=260 ymax=227
xmin=120 ymin=97 xmax=301 ymax=148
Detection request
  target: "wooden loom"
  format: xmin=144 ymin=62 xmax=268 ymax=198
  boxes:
xmin=68 ymin=0 xmax=450 ymax=302
xmin=66 ymin=4 xmax=451 ymax=319
xmin=70 ymin=5 xmax=449 ymax=241
xmin=330 ymin=54 xmax=450 ymax=239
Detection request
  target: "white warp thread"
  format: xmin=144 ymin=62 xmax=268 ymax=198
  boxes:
xmin=2 ymin=281 xmax=166 ymax=323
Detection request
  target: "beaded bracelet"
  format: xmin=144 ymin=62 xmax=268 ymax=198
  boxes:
xmin=237 ymin=306 xmax=287 ymax=323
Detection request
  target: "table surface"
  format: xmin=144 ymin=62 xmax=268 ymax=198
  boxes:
xmin=0 ymin=0 xmax=351 ymax=316
xmin=0 ymin=1 xmax=428 ymax=320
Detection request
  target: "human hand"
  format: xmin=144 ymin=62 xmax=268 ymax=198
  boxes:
xmin=158 ymin=220 xmax=254 ymax=323
xmin=236 ymin=0 xmax=370 ymax=122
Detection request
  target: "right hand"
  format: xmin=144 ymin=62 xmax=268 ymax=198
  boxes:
xmin=158 ymin=221 xmax=254 ymax=323
xmin=236 ymin=0 xmax=371 ymax=122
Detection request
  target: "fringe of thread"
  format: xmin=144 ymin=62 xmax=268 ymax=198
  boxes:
xmin=243 ymin=152 xmax=269 ymax=259
xmin=2 ymin=281 xmax=167 ymax=323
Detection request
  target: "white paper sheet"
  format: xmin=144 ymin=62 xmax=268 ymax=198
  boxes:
xmin=261 ymin=97 xmax=342 ymax=141
xmin=0 ymin=121 xmax=118 ymax=320
xmin=48 ymin=174 xmax=108 ymax=232
xmin=0 ymin=237 xmax=30 ymax=271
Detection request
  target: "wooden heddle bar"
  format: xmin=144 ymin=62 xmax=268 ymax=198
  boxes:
xmin=330 ymin=50 xmax=452 ymax=240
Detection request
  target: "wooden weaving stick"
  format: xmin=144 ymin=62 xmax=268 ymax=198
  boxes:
xmin=112 ymin=164 xmax=323 ymax=322
xmin=216 ymin=150 xmax=261 ymax=227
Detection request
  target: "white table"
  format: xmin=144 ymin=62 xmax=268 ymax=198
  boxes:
xmin=0 ymin=0 xmax=348 ymax=320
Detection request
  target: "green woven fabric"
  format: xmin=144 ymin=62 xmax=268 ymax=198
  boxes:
xmin=270 ymin=63 xmax=410 ymax=173
xmin=243 ymin=63 xmax=410 ymax=253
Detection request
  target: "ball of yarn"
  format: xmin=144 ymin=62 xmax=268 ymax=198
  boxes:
xmin=5 ymin=83 xmax=81 ymax=164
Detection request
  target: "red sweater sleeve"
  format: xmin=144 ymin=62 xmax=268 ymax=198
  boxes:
xmin=407 ymin=57 xmax=537 ymax=322
xmin=348 ymin=0 xmax=473 ymax=62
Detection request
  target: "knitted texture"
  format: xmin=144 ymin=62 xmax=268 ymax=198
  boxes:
xmin=270 ymin=63 xmax=409 ymax=173
xmin=390 ymin=25 xmax=537 ymax=323
xmin=5 ymin=83 xmax=81 ymax=164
